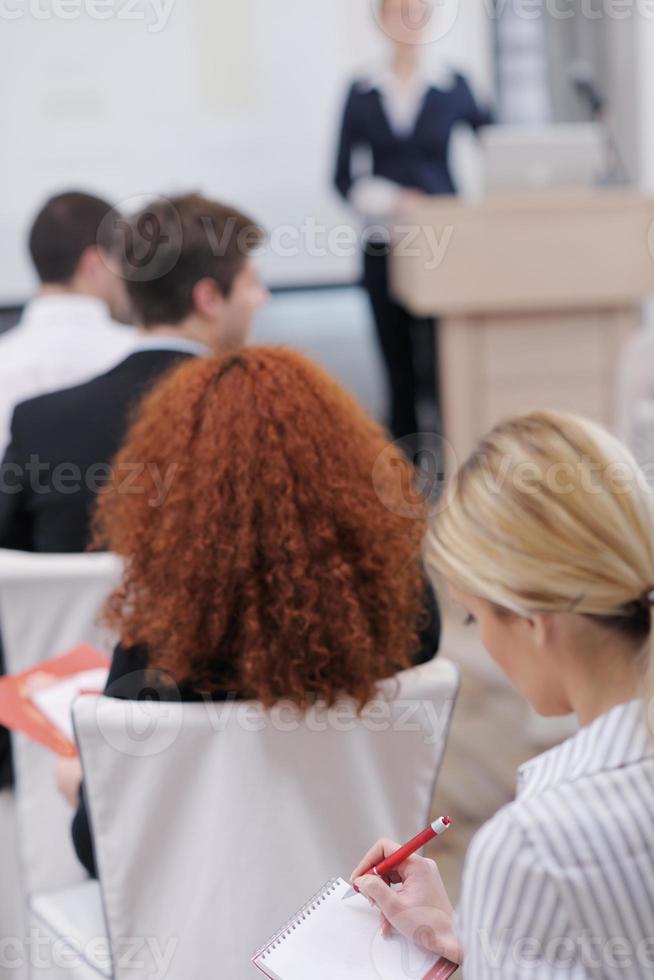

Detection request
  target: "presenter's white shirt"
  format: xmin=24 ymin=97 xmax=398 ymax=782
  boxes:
xmin=457 ymin=699 xmax=654 ymax=978
xmin=349 ymin=60 xmax=457 ymax=223
xmin=0 ymin=295 xmax=135 ymax=456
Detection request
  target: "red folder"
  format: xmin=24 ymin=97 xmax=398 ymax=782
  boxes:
xmin=0 ymin=644 xmax=109 ymax=756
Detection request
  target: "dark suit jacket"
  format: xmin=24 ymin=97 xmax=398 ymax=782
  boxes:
xmin=0 ymin=349 xmax=193 ymax=555
xmin=335 ymin=73 xmax=493 ymax=201
xmin=72 ymin=588 xmax=441 ymax=878
xmin=0 ymin=348 xmax=193 ymax=788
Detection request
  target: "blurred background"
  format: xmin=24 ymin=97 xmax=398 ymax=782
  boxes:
xmin=3 ymin=0 xmax=654 ymax=903
xmin=1 ymin=0 xmax=653 ymax=419
xmin=0 ymin=3 xmax=649 ymax=278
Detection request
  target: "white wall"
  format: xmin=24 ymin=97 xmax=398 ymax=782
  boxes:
xmin=637 ymin=16 xmax=654 ymax=191
xmin=0 ymin=0 xmax=493 ymax=304
xmin=634 ymin=13 xmax=654 ymax=330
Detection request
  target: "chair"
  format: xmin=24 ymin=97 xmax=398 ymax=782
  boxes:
xmin=31 ymin=657 xmax=459 ymax=979
xmin=0 ymin=786 xmax=26 ymax=978
xmin=0 ymin=550 xmax=122 ymax=900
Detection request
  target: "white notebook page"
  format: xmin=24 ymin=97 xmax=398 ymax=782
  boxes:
xmin=30 ymin=668 xmax=109 ymax=743
xmin=254 ymin=878 xmax=441 ymax=980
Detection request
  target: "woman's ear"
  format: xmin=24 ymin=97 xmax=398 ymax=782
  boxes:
xmin=526 ymin=611 xmax=552 ymax=649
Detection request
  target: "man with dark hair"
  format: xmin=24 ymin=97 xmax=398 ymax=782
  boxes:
xmin=0 ymin=193 xmax=267 ymax=791
xmin=0 ymin=191 xmax=135 ymax=456
xmin=124 ymin=193 xmax=264 ymax=339
xmin=0 ymin=193 xmax=268 ymax=554
xmin=29 ymin=191 xmax=123 ymax=288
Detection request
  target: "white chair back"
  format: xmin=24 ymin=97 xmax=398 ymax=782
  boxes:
xmin=0 ymin=787 xmax=25 ymax=976
xmin=74 ymin=657 xmax=459 ymax=980
xmin=0 ymin=549 xmax=122 ymax=896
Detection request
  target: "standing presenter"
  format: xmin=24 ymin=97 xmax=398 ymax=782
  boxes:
xmin=335 ymin=0 xmax=492 ymax=445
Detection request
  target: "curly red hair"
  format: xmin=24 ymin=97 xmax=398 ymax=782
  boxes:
xmin=93 ymin=348 xmax=428 ymax=708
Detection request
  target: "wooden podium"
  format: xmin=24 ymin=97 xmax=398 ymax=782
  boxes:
xmin=391 ymin=190 xmax=654 ymax=463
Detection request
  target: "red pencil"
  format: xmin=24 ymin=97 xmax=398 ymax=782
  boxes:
xmin=342 ymin=816 xmax=452 ymax=900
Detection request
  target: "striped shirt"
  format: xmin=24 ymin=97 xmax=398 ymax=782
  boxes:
xmin=456 ymin=699 xmax=654 ymax=979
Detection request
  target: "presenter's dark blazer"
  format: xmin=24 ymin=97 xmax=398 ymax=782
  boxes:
xmin=0 ymin=349 xmax=194 ymax=555
xmin=335 ymin=72 xmax=493 ymax=202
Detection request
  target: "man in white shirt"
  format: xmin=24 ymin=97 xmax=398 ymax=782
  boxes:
xmin=0 ymin=191 xmax=135 ymax=456
xmin=0 ymin=191 xmax=269 ymax=555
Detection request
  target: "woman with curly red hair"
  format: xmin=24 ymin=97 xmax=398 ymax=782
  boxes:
xmin=70 ymin=347 xmax=440 ymax=876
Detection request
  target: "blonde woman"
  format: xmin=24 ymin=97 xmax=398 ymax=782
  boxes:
xmin=352 ymin=411 xmax=654 ymax=977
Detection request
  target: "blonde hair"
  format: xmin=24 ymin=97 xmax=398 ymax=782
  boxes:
xmin=426 ymin=411 xmax=654 ymax=709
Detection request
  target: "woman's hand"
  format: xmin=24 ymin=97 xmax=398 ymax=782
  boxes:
xmin=351 ymin=838 xmax=464 ymax=965
xmin=55 ymin=756 xmax=83 ymax=808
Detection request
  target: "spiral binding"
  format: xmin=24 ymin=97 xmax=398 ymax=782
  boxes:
xmin=254 ymin=878 xmax=342 ymax=961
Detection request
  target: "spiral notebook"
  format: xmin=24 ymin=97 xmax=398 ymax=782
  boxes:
xmin=252 ymin=878 xmax=458 ymax=979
